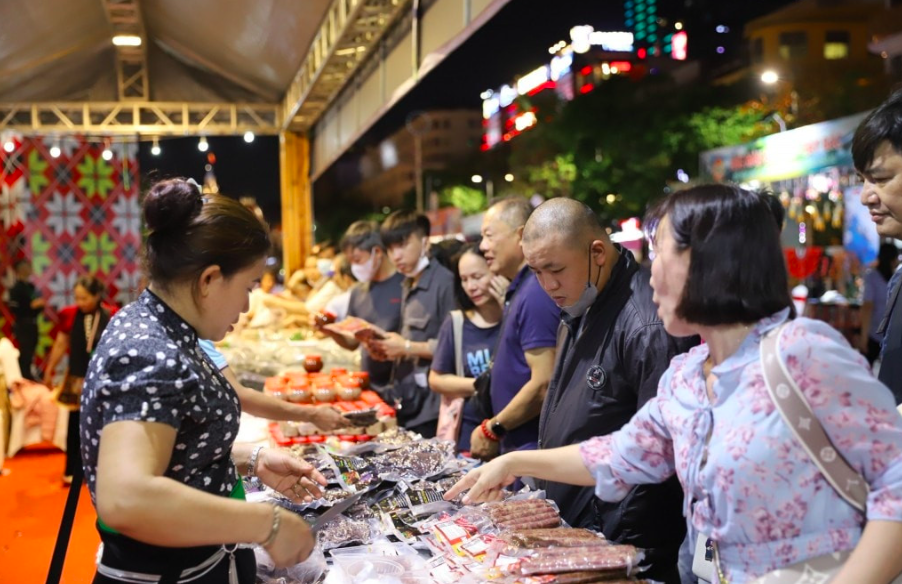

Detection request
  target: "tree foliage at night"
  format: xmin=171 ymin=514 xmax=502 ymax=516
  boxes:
xmin=508 ymin=75 xmax=775 ymax=222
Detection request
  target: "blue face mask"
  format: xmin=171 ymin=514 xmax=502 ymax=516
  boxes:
xmin=562 ymin=243 xmax=602 ymax=319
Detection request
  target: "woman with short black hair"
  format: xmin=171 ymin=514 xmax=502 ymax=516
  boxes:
xmin=81 ymin=178 xmax=325 ymax=583
xmin=446 ymin=184 xmax=902 ymax=583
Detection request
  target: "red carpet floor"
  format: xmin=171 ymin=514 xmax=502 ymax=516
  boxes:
xmin=0 ymin=447 xmax=99 ymax=583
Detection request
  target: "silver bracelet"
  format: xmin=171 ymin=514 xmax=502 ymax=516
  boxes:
xmin=246 ymin=445 xmax=265 ymax=487
xmin=261 ymin=504 xmax=281 ymax=548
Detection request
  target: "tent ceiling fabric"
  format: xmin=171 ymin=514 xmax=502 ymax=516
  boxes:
xmin=0 ymin=0 xmax=331 ymax=104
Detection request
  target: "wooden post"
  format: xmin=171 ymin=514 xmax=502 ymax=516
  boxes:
xmin=279 ymin=131 xmax=313 ymax=277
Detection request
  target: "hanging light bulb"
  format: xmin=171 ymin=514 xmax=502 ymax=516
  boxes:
xmin=243 ymin=131 xmax=255 ymax=143
xmin=50 ymin=139 xmax=61 ymax=158
xmin=198 ymin=137 xmax=209 ymax=152
xmin=150 ymin=137 xmax=161 ymax=156
xmin=102 ymin=145 xmax=113 ymax=161
xmin=3 ymin=140 xmax=14 ymax=153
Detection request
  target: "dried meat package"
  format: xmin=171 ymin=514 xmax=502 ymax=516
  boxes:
xmin=315 ymin=515 xmax=377 ymax=550
xmin=493 ymin=573 xmax=650 ymax=584
xmin=490 ymin=527 xmax=607 ymax=559
xmin=515 ymin=544 xmax=644 ymax=576
xmin=322 ymin=316 xmax=374 ymax=335
xmin=485 ymin=498 xmax=563 ymax=530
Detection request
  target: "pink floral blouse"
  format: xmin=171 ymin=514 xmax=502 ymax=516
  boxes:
xmin=580 ymin=309 xmax=902 ymax=582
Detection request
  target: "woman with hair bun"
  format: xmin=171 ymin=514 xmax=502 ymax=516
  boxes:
xmin=81 ymin=178 xmax=324 ymax=583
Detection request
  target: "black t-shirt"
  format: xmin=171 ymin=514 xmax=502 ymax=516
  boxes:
xmin=81 ymin=290 xmax=241 ymax=504
xmin=9 ymin=280 xmax=41 ymax=322
xmin=69 ymin=308 xmax=112 ymax=377
xmin=431 ymin=314 xmax=500 ymax=452
xmin=347 ymin=272 xmax=404 ymax=389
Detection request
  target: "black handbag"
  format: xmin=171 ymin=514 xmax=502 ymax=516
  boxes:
xmin=471 ymin=368 xmax=494 ymax=420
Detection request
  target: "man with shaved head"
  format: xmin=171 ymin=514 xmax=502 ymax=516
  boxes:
xmin=522 ymin=198 xmax=696 ymax=584
xmin=471 ymin=197 xmax=559 ymax=461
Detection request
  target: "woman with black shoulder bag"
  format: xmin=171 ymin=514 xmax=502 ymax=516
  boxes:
xmin=429 ymin=244 xmax=502 ymax=454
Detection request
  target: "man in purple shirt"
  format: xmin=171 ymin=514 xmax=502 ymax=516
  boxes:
xmin=470 ymin=198 xmax=559 ymax=459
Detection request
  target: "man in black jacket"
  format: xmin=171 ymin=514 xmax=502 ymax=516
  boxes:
xmin=522 ymin=198 xmax=696 ymax=584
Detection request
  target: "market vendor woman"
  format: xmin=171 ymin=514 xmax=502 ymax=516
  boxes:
xmin=81 ymin=178 xmax=325 ymax=583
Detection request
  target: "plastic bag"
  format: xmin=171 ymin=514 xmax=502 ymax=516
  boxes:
xmin=254 ymin=545 xmax=327 ymax=583
xmin=316 ymin=515 xmax=379 ymax=550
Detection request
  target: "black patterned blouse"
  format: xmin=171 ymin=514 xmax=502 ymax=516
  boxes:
xmin=81 ymin=289 xmax=242 ymax=502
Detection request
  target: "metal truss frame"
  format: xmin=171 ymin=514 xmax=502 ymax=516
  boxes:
xmin=103 ymin=0 xmax=150 ymax=101
xmin=281 ymin=0 xmax=412 ymax=131
xmin=0 ymin=102 xmax=280 ymax=136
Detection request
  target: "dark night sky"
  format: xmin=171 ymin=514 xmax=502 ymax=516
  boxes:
xmin=138 ymin=0 xmax=795 ymax=225
xmin=138 ymin=135 xmax=282 ymax=224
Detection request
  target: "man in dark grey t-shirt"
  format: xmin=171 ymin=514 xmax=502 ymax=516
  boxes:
xmin=370 ymin=211 xmax=455 ymax=438
xmin=317 ymin=221 xmax=403 ymax=391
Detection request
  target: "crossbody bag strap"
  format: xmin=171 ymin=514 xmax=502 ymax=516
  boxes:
xmin=759 ymin=323 xmax=869 ymax=512
xmin=451 ymin=310 xmax=464 ymax=378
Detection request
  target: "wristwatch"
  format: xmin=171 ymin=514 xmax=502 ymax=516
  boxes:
xmin=490 ymin=419 xmax=508 ymax=438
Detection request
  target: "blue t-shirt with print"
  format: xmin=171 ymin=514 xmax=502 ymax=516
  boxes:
xmin=431 ymin=314 xmax=501 ymax=452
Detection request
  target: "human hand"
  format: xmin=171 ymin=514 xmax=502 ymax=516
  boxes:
xmin=42 ymin=371 xmax=54 ymax=388
xmin=262 ymin=507 xmax=316 ymax=567
xmin=370 ymin=332 xmax=407 ymax=361
xmin=443 ymin=454 xmax=518 ymax=504
xmin=489 ymin=275 xmax=511 ymax=307
xmin=255 ymin=448 xmax=326 ymax=503
xmin=309 ymin=405 xmax=346 ymax=431
xmin=309 ymin=313 xmax=322 ymax=330
xmin=469 ymin=426 xmax=500 ymax=462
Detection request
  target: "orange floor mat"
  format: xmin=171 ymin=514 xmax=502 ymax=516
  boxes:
xmin=0 ymin=448 xmax=99 ymax=583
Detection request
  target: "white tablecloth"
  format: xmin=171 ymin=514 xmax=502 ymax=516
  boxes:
xmin=1 ymin=337 xmax=68 ymax=458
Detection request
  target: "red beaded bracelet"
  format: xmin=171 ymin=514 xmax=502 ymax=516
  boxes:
xmin=480 ymin=419 xmax=499 ymax=442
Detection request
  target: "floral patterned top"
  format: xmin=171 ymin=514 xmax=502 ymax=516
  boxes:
xmin=579 ymin=308 xmax=902 ymax=582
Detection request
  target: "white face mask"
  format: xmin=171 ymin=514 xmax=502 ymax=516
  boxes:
xmin=351 ymin=251 xmax=379 ymax=283
xmin=409 ymin=239 xmax=430 ymax=277
xmin=410 ymin=255 xmax=430 ymax=277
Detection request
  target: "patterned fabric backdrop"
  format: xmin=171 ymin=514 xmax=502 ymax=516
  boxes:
xmin=1 ymin=133 xmax=143 ymax=370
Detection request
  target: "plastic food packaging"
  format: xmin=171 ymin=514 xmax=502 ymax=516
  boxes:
xmin=497 ymin=528 xmax=606 ymax=552
xmin=288 ymin=387 xmax=313 ymax=403
xmin=304 ymin=354 xmax=324 ymax=373
xmin=316 ymin=515 xmax=377 ymax=550
xmin=315 ymin=311 xmax=337 ymax=327
xmin=329 ymin=542 xmax=428 ymax=583
xmin=254 ymin=545 xmax=327 ymax=584
xmin=513 ymin=544 xmax=643 ymax=576
xmin=313 ymin=386 xmax=336 ymax=403
xmin=485 ymin=499 xmax=562 ymax=530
